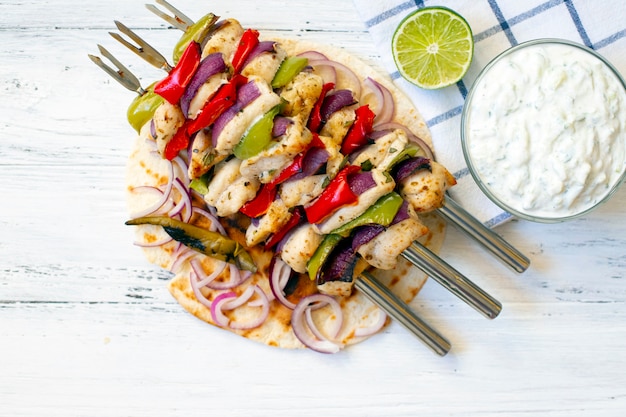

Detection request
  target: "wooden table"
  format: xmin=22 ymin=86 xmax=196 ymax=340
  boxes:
xmin=2 ymin=1 xmax=625 ymax=415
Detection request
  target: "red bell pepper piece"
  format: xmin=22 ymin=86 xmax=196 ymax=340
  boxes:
xmin=186 ymin=74 xmax=248 ymax=135
xmin=239 ymin=183 xmax=277 ymax=218
xmin=304 ymin=165 xmax=361 ymax=224
xmin=231 ymin=29 xmax=260 ymax=73
xmin=307 ymin=82 xmax=335 ymax=133
xmin=154 ymin=41 xmax=202 ymax=105
xmin=268 ymin=133 xmax=326 ymax=187
xmin=340 ymin=104 xmax=376 ymax=155
xmin=264 ymin=206 xmax=305 ymax=250
xmin=163 ymin=123 xmax=191 ymax=161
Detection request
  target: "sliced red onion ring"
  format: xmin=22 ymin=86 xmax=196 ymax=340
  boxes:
xmin=272 ymin=116 xmax=293 ymax=137
xmin=192 ymin=206 xmax=228 ymax=235
xmin=348 ymin=171 xmax=376 ymax=195
xmin=289 ymin=147 xmax=329 ymax=181
xmin=391 ymin=200 xmax=411 ymax=225
xmin=169 ymin=247 xmax=195 ymax=273
xmin=212 ymin=80 xmax=261 ymax=145
xmin=351 ymin=224 xmax=385 ymax=251
xmin=291 ymin=294 xmax=344 ymax=353
xmin=393 ymin=156 xmax=431 ymax=184
xmin=210 ymin=286 xmax=270 ymax=330
xmin=129 ymin=161 xmax=175 ymax=219
xmin=307 ymin=58 xmax=361 ymax=99
xmin=189 ymin=269 xmax=214 ymax=309
xmin=206 ymin=262 xmax=252 ymax=290
xmin=297 ymin=51 xmax=336 ymax=84
xmin=190 ymin=258 xmax=227 ymax=288
xmin=363 ymin=77 xmax=394 ymax=125
xmin=242 ymin=41 xmax=277 ymax=68
xmin=353 ymin=308 xmax=388 ymax=338
xmin=317 ymin=239 xmax=358 ymax=286
xmin=320 ymin=89 xmax=356 ymax=122
xmin=268 ymin=256 xmax=297 ymax=309
xmin=373 ymin=122 xmax=434 ymax=160
xmin=168 ymin=178 xmax=193 ymax=223
xmin=210 ymin=291 xmax=237 ymax=327
xmin=181 ymin=53 xmax=226 ymax=117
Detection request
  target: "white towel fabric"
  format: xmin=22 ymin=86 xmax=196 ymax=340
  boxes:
xmin=353 ymin=0 xmax=626 ymax=227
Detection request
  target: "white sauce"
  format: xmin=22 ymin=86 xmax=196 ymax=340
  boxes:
xmin=464 ymin=42 xmax=626 ymax=220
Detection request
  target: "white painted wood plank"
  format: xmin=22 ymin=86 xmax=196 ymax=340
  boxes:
xmin=2 ymin=0 xmax=626 ymax=415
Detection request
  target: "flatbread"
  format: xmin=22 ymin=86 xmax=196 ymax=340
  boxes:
xmin=125 ymin=32 xmax=447 ymax=350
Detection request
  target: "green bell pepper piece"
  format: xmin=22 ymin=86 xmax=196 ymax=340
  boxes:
xmin=125 ymin=216 xmax=256 ymax=272
xmin=233 ymin=103 xmax=283 ymax=160
xmin=127 ymin=88 xmax=164 ymax=133
xmin=386 ymin=143 xmax=422 ymax=170
xmin=331 ymin=192 xmax=404 ymax=237
xmin=306 ymin=233 xmax=343 ymax=281
xmin=172 ymin=13 xmax=219 ymax=65
xmin=271 ymin=56 xmax=309 ymax=89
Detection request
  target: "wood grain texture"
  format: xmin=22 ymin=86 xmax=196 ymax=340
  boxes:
xmin=1 ymin=0 xmax=626 ymax=415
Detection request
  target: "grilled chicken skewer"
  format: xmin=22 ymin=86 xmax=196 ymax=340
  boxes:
xmin=90 ymin=5 xmax=507 ymax=353
xmin=105 ymin=6 xmax=502 ymax=319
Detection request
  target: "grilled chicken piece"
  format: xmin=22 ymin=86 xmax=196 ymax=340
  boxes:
xmin=351 ymin=129 xmax=409 ymax=171
xmin=214 ymin=76 xmax=282 ymax=155
xmin=316 ymin=134 xmax=344 ymax=178
xmin=241 ymin=42 xmax=287 ymax=85
xmin=279 ymin=224 xmax=323 ymax=273
xmin=320 ymin=107 xmax=355 ymax=147
xmin=204 ymin=158 xmax=260 ymax=216
xmin=202 ymin=19 xmax=244 ymax=63
xmin=399 ymin=160 xmax=457 ymax=213
xmin=279 ymin=71 xmax=324 ymax=121
xmin=245 ymin=199 xmax=291 ymax=247
xmin=239 ymin=115 xmax=313 ymax=182
xmin=357 ymin=205 xmax=429 ymax=270
xmin=278 ymin=174 xmax=327 ymax=208
xmin=186 ymin=72 xmax=228 ymax=119
xmin=152 ymin=101 xmax=185 ymax=156
xmin=188 ymin=130 xmax=226 ymax=180
xmin=314 ymin=169 xmax=396 ymax=234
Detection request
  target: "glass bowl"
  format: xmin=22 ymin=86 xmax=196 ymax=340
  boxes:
xmin=461 ymin=38 xmax=626 ymax=223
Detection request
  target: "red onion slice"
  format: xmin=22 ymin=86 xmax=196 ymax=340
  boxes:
xmin=128 ymin=161 xmax=175 ymax=219
xmin=180 ymin=53 xmax=226 ymax=117
xmin=272 ymin=116 xmax=293 ymax=137
xmin=212 ymin=80 xmax=261 ymax=144
xmin=390 ymin=200 xmax=411 ymax=225
xmin=393 ymin=156 xmax=431 ymax=184
xmin=268 ymin=256 xmax=297 ymax=309
xmin=307 ymin=58 xmax=361 ymax=99
xmin=206 ymin=262 xmax=252 ymax=290
xmin=348 ymin=171 xmax=376 ymax=195
xmin=242 ymin=41 xmax=277 ymax=68
xmin=351 ymin=224 xmax=385 ymax=251
xmin=320 ymin=89 xmax=356 ymax=122
xmin=210 ymin=286 xmax=270 ymax=330
xmin=363 ymin=77 xmax=394 ymax=125
xmin=297 ymin=51 xmax=336 ymax=84
xmin=192 ymin=206 xmax=228 ymax=235
xmin=190 ymin=258 xmax=227 ymax=288
xmin=189 ymin=269 xmax=215 ymax=309
xmin=291 ymin=294 xmax=344 ymax=353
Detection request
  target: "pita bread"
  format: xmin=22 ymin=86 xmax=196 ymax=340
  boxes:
xmin=125 ymin=31 xmax=448 ymax=351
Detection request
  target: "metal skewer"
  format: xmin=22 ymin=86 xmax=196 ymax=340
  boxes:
xmin=438 ymin=195 xmax=530 ymax=273
xmin=356 ymin=272 xmax=450 ymax=356
xmin=403 ymin=242 xmax=501 ymax=319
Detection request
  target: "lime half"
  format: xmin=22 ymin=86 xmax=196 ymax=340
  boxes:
xmin=392 ymin=7 xmax=474 ymax=89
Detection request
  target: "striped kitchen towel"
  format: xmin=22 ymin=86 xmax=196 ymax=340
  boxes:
xmin=353 ymin=0 xmax=626 ymax=227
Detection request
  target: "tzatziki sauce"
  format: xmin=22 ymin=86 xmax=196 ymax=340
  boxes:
xmin=463 ymin=40 xmax=626 ymax=221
